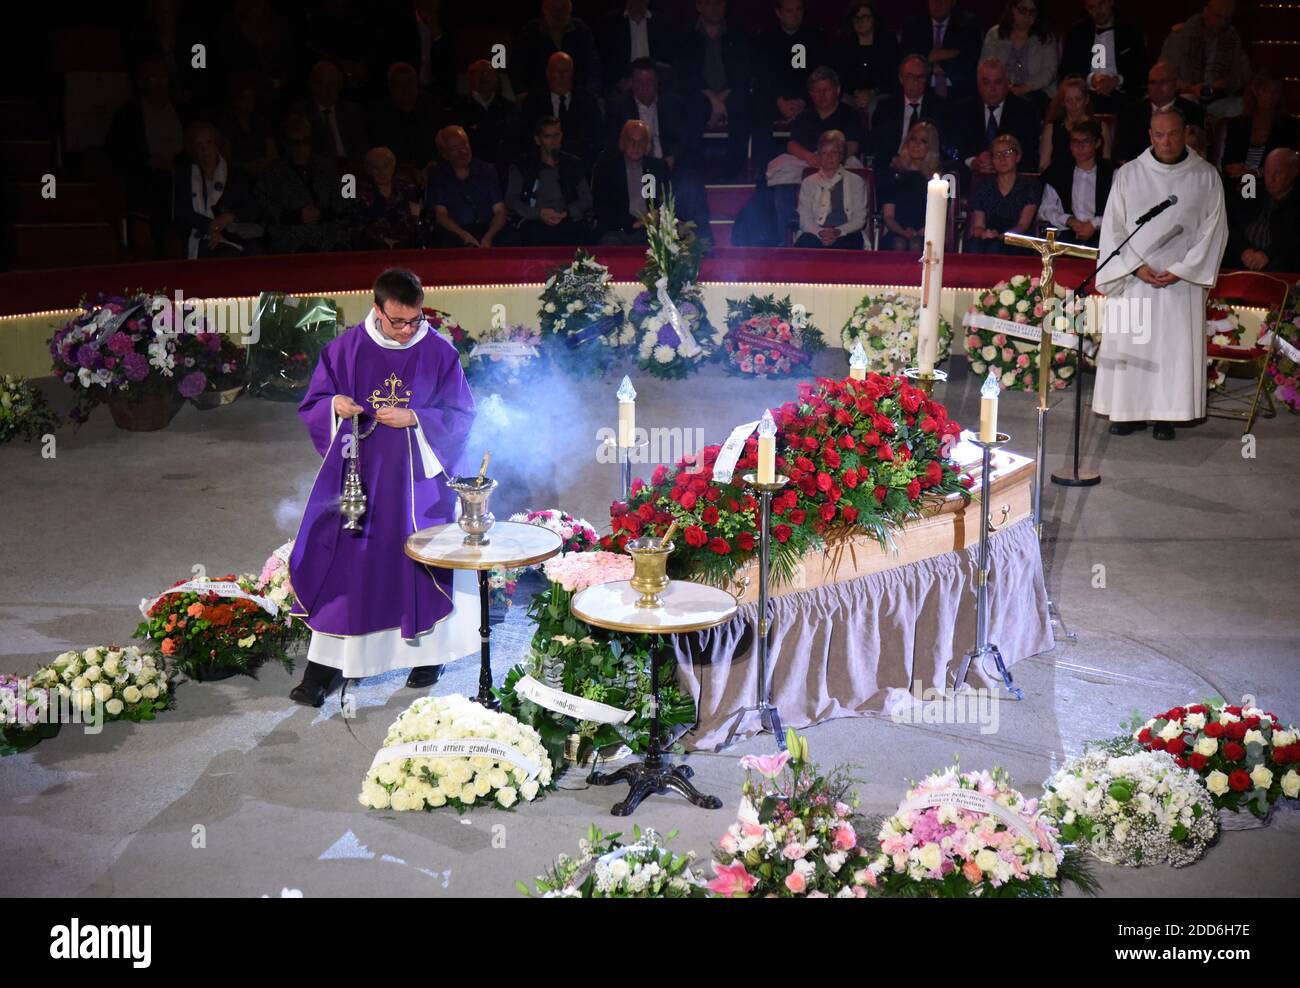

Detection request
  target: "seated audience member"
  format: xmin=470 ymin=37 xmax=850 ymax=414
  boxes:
xmin=506 ymin=116 xmax=593 ymax=245
xmin=1221 ymin=71 xmax=1298 ymax=178
xmin=372 ymin=0 xmax=457 ymax=102
xmin=1040 ymin=76 xmax=1112 ymax=172
xmin=1058 ymin=0 xmax=1150 ymax=113
xmin=768 ymin=66 xmax=867 ymax=234
xmin=899 ymin=0 xmax=982 ymax=100
xmin=954 ymin=58 xmax=1040 ymax=177
xmin=677 ymin=0 xmax=753 ymax=180
xmin=516 ymin=0 xmax=602 ymax=96
xmin=592 ymin=120 xmax=669 ymax=244
xmin=214 ymin=77 xmax=277 ymax=179
xmin=357 ymin=147 xmax=422 ymax=249
xmin=454 ymin=60 xmax=519 ymax=181
xmin=1114 ymin=61 xmax=1205 ymax=162
xmin=255 ymin=116 xmax=356 ymax=253
xmin=289 ymin=60 xmax=369 ymax=165
xmin=1039 ymin=116 xmax=1113 ymax=247
xmin=834 ymin=1 xmax=901 ymax=118
xmin=750 ymin=0 xmax=827 ymax=169
xmin=965 ymin=133 xmax=1040 ymax=253
xmin=596 ymin=0 xmax=674 ymax=95
xmin=423 ymin=126 xmax=507 ymax=247
xmin=1159 ymin=0 xmax=1251 ymax=121
xmin=172 ymin=121 xmax=261 ymax=259
xmin=519 ymin=52 xmax=604 ymax=172
xmin=108 ymin=56 xmax=187 ymax=257
xmin=1185 ymin=123 xmax=1209 ymax=158
xmin=979 ymin=0 xmax=1058 ymax=115
xmin=368 ymin=62 xmax=444 ymax=172
xmin=604 ymin=58 xmax=684 ymax=168
xmin=880 ymin=121 xmax=952 ymax=251
xmin=795 ymin=130 xmax=868 ymax=249
xmin=1226 ymin=148 xmax=1300 ymax=273
xmin=871 ymin=54 xmax=948 ymax=166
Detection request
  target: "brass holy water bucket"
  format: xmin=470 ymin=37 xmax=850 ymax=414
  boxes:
xmin=626 ymin=537 xmax=674 ymax=608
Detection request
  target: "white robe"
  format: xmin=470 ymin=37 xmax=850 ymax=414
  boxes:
xmin=1092 ymin=148 xmax=1228 ymax=422
xmin=305 ymin=312 xmax=480 ymax=679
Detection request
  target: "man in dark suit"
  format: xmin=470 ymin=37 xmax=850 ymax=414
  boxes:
xmin=368 ymin=62 xmax=447 ymax=171
xmin=603 ymin=58 xmax=684 ymax=167
xmin=452 ymin=60 xmax=519 ymax=182
xmin=1226 ymin=148 xmax=1300 ymax=273
xmin=677 ymin=0 xmax=752 ymax=179
xmin=750 ymin=0 xmax=827 ymax=170
xmin=369 ymin=0 xmax=457 ymax=103
xmin=871 ymin=54 xmax=949 ymax=166
xmin=596 ymin=0 xmax=675 ymax=95
xmin=290 ymin=61 xmax=369 ymax=166
xmin=518 ymin=52 xmax=605 ymax=172
xmin=899 ymin=0 xmax=981 ymax=101
xmin=953 ymin=58 xmax=1040 ymax=176
xmin=515 ymin=0 xmax=601 ymax=97
xmin=1058 ymin=0 xmax=1150 ymax=112
xmin=592 ymin=119 xmax=670 ymax=244
xmin=1114 ymin=61 xmax=1205 ymax=162
xmin=505 ymin=116 xmax=594 ymax=245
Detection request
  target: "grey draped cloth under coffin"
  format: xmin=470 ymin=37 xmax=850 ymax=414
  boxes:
xmin=671 ymin=517 xmax=1053 ymax=750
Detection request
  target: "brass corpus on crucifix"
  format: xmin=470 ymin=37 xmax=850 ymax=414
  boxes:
xmin=1001 ymin=227 xmax=1099 ymax=409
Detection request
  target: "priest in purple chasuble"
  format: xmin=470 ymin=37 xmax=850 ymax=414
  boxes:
xmin=287 ymin=268 xmax=478 ymax=706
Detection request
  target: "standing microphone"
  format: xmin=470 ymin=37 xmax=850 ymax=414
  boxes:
xmin=1136 ymin=195 xmax=1178 ymax=225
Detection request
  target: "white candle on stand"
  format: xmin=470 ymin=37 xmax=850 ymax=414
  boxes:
xmin=917 ymin=174 xmax=949 ymax=376
xmin=617 ymin=374 xmax=636 ymax=448
xmin=757 ymin=409 xmax=777 ymax=484
xmin=979 ymin=371 xmax=1000 ymax=442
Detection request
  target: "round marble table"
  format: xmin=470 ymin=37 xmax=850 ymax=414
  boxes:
xmin=406 ymin=521 xmax=562 ymax=707
xmin=571 ymin=579 xmax=738 ymax=816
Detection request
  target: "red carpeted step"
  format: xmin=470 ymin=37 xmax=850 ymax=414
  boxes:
xmin=709 ymin=220 xmax=734 ymax=248
xmin=9 ymin=222 xmax=121 ymax=269
xmin=706 ymin=184 xmax=755 ymax=222
xmin=5 ymin=181 xmax=109 ymax=223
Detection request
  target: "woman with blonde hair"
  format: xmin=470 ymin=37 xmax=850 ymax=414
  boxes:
xmin=171 ymin=120 xmax=260 ymax=258
xmin=879 ymin=120 xmax=951 ymax=251
xmin=1039 ymin=75 xmax=1112 ymax=172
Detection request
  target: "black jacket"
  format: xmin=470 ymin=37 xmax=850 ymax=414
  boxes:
xmin=1221 ymin=116 xmax=1300 ymax=171
xmin=286 ymin=99 xmax=369 ymax=163
xmin=1114 ymin=97 xmax=1205 ymax=162
xmin=952 ymin=94 xmax=1041 ymax=168
xmin=1226 ymin=185 xmax=1300 ymax=273
xmin=595 ymin=10 xmax=677 ymax=94
xmin=518 ymin=88 xmax=604 ymax=171
xmin=1041 ymin=159 xmax=1115 ymax=224
xmin=1059 ymin=19 xmax=1149 ymax=97
xmin=603 ymin=92 xmax=686 ymax=163
xmin=870 ymin=93 xmax=949 ymax=164
xmin=899 ymin=9 xmax=982 ymax=99
xmin=751 ymin=23 xmax=828 ymax=107
xmin=452 ymin=93 xmax=519 ymax=169
xmin=507 ymin=149 xmax=589 ymax=216
xmin=677 ymin=20 xmax=753 ymax=100
xmin=591 ymin=150 xmax=670 ymax=236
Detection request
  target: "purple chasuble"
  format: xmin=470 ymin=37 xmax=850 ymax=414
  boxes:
xmin=288 ymin=322 xmax=475 ymax=638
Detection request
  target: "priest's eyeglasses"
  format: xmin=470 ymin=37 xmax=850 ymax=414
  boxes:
xmin=381 ymin=310 xmax=427 ymax=330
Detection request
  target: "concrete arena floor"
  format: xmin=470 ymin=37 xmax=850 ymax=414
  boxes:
xmin=2 ymin=351 xmax=1298 ymax=897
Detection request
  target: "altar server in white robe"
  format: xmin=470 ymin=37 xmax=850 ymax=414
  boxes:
xmin=1093 ymin=107 xmax=1228 ymax=440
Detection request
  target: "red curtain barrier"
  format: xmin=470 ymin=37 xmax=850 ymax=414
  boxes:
xmin=1 ymin=247 xmax=1291 ymax=318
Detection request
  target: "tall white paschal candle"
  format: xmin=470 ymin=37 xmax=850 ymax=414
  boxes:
xmin=979 ymin=371 xmax=1000 ymax=442
xmin=848 ymin=340 xmax=868 ymax=380
xmin=617 ymin=374 xmax=636 ymax=448
xmin=757 ymin=409 xmax=777 ymax=484
xmin=917 ymin=174 xmax=948 ymax=376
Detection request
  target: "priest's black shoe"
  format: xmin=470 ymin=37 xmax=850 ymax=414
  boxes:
xmin=289 ymin=660 xmax=338 ymax=707
xmin=1108 ymin=421 xmax=1141 ymax=436
xmin=1152 ymin=422 xmax=1175 ymax=441
xmin=405 ymin=665 xmax=443 ymax=689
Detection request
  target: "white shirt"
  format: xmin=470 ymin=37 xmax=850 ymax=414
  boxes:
xmin=627 ymin=9 xmax=651 ymax=60
xmin=898 ymin=99 xmax=924 ymax=153
xmin=1088 ymin=23 xmax=1122 ymax=88
xmin=637 ymin=98 xmax=662 ymax=157
xmin=1040 ymin=163 xmax=1099 ymax=227
xmin=551 ymin=91 xmax=571 ymax=117
xmin=963 ymin=103 xmax=1003 ymax=168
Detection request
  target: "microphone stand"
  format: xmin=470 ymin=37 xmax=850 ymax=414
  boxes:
xmin=1050 ymin=211 xmax=1162 ymax=487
